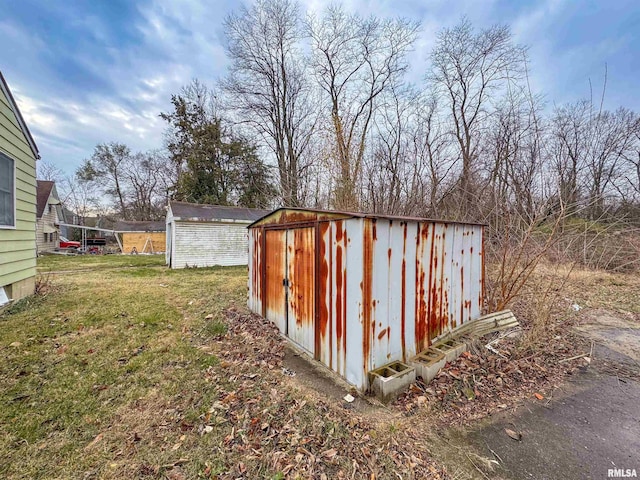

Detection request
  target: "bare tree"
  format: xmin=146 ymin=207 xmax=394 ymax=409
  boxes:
xmin=430 ymin=18 xmax=526 ymax=217
xmin=618 ymin=126 xmax=640 ymax=211
xmin=308 ymin=6 xmax=418 ymax=210
xmin=484 ymin=82 xmax=546 ymax=221
xmin=223 ymin=0 xmax=314 ymax=206
xmin=77 ymin=143 xmax=130 ymax=219
xmin=57 ymin=174 xmax=99 ymax=225
xmin=549 ymin=100 xmax=638 ymax=219
xmin=122 ymin=150 xmax=173 ymax=220
xmin=363 ymin=86 xmax=456 ymax=217
xmin=37 ymin=160 xmax=64 ymax=182
xmin=584 ymin=108 xmax=637 ymax=219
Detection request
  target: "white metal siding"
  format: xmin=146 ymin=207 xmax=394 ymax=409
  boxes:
xmin=172 ymin=220 xmax=250 ymax=268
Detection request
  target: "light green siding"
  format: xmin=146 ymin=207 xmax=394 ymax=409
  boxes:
xmin=0 ymin=80 xmax=37 ymax=295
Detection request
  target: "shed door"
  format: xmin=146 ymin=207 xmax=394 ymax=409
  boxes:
xmin=265 ymin=230 xmax=287 ymax=333
xmin=286 ymin=227 xmax=315 ymax=355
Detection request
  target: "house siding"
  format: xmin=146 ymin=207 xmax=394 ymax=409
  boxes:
xmin=36 ymin=200 xmax=59 ymax=253
xmin=0 ymin=82 xmax=37 ymax=299
xmin=172 ymin=221 xmax=250 ymax=268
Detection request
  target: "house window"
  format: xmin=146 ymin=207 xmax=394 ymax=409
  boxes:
xmin=0 ymin=152 xmax=15 ymax=227
xmin=43 ymin=233 xmax=48 ymax=243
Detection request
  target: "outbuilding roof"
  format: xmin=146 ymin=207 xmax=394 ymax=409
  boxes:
xmin=248 ymin=207 xmax=487 ymax=228
xmin=114 ymin=220 xmax=166 ymax=232
xmin=169 ymin=201 xmax=271 ymax=223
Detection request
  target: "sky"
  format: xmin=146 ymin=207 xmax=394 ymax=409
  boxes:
xmin=0 ymin=0 xmax=639 ymax=175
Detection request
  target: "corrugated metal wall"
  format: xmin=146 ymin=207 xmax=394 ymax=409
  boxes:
xmin=248 ymin=212 xmax=484 ymax=390
xmin=172 ymin=221 xmax=250 ymax=268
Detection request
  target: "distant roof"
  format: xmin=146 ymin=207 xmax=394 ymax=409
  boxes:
xmin=114 ymin=220 xmax=166 ymax=232
xmin=0 ymin=71 xmax=39 ymax=159
xmin=249 ymin=207 xmax=487 ymax=228
xmin=36 ymin=180 xmax=55 ymax=218
xmin=169 ymin=201 xmax=271 ymax=223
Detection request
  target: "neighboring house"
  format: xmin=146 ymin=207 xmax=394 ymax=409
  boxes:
xmin=0 ymin=71 xmax=39 ymax=304
xmin=36 ymin=180 xmax=62 ymax=253
xmin=59 ymin=207 xmax=79 ymax=239
xmin=114 ymin=220 xmax=166 ymax=254
xmin=166 ymin=201 xmax=270 ymax=269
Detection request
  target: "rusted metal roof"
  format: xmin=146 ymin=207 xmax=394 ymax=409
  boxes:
xmin=248 ymin=206 xmax=487 ymax=228
xmin=169 ymin=201 xmax=270 ymax=223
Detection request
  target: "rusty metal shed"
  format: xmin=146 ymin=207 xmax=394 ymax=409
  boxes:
xmin=247 ymin=208 xmax=485 ymax=390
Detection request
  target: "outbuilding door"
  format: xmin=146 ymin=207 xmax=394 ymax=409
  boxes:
xmin=265 ymin=230 xmax=287 ymax=333
xmin=286 ymin=227 xmax=315 ymax=355
xmin=264 ymin=227 xmax=315 ymax=355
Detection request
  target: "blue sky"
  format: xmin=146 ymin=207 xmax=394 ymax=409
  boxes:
xmin=1 ymin=0 xmax=638 ymax=175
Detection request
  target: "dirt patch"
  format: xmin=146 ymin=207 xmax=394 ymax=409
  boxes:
xmin=283 ymin=345 xmax=385 ymax=415
xmin=575 ymin=308 xmax=640 ymax=372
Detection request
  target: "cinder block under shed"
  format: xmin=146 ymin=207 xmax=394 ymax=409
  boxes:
xmin=409 ymin=349 xmax=447 ymax=383
xmin=432 ymin=339 xmax=466 ymax=363
xmin=369 ymin=361 xmax=416 ymax=402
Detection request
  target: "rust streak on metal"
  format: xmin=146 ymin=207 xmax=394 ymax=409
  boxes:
xmin=459 ymin=265 xmax=464 ymax=326
xmin=401 ymin=223 xmax=407 ymax=361
xmin=362 ymin=220 xmax=374 ymax=373
xmin=427 ymin=227 xmax=437 ymax=347
xmin=317 ymin=223 xmax=330 ymax=360
xmin=336 ymin=222 xmax=345 ymax=366
xmin=415 ymin=225 xmax=427 ymax=352
xmin=336 ymin=245 xmax=343 ymax=343
xmin=437 ymin=228 xmax=447 ymax=338
xmin=377 ymin=325 xmax=391 ymax=341
xmin=260 ymin=227 xmax=267 ymax=317
xmin=328 ymin=226 xmax=333 ymax=367
xmin=342 ymin=231 xmax=347 ymax=361
xmin=265 ymin=229 xmax=286 ymax=319
xmin=481 ymin=225 xmax=486 ymax=313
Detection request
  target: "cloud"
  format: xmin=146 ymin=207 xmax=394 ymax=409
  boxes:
xmin=1 ymin=0 xmax=637 ymax=177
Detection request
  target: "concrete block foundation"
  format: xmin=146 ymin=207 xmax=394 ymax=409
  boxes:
xmin=409 ymin=349 xmax=446 ymax=383
xmin=369 ymin=361 xmax=416 ymax=402
xmin=433 ymin=339 xmax=466 ymax=363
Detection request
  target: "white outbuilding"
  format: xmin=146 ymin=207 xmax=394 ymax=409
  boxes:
xmin=166 ymin=201 xmax=270 ymax=269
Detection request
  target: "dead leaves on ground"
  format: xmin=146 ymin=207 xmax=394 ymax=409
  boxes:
xmin=396 ymin=332 xmax=589 ymax=426
xmin=198 ymin=308 xmax=448 ymax=479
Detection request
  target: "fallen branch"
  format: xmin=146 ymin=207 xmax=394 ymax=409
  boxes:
xmin=558 ymin=353 xmax=589 ymax=364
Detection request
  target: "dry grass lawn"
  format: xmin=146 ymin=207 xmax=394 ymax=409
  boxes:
xmin=1 ymin=255 xmax=447 ymax=480
xmin=1 ymin=254 xmax=636 ymax=479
